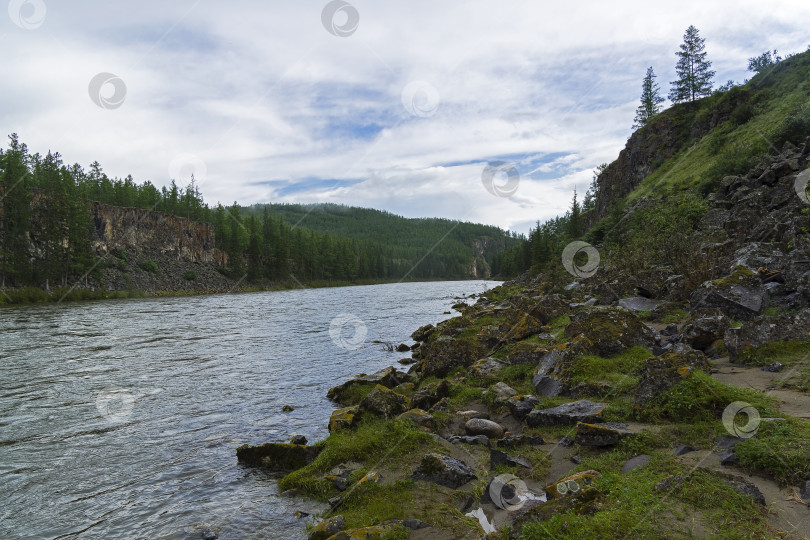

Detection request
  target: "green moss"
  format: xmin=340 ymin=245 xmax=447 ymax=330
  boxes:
xmin=568 ymin=346 xmax=651 ymax=395
xmin=640 ymin=371 xmax=780 ymax=422
xmin=712 ymin=265 xmax=755 ymax=288
xmin=737 ymin=339 xmax=810 ymax=367
xmin=549 ymin=314 xmax=570 ymax=329
xmin=483 ymin=283 xmax=526 ymax=302
xmin=660 ymin=308 xmax=689 ymax=324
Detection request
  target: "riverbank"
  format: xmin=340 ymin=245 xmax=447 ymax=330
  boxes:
xmin=236 ymin=274 xmax=810 ymax=539
xmin=0 ymin=277 xmax=481 ymax=306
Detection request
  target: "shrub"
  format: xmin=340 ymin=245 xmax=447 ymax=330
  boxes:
xmin=183 ymin=270 xmax=197 ymax=281
xmin=138 ymin=260 xmax=158 ymax=273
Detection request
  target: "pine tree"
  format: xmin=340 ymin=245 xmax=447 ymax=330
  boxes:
xmin=633 ymin=67 xmax=665 ymax=129
xmin=567 ymin=189 xmax=583 ymax=238
xmin=669 ymin=26 xmax=715 ymax=103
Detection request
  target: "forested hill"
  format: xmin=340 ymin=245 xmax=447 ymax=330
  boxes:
xmin=243 ymin=202 xmax=515 ymax=264
xmin=0 ymin=135 xmax=515 ymax=296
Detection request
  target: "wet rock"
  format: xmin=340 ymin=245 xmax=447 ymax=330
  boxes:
xmin=491 ymin=381 xmax=518 ymax=402
xmin=281 ymin=405 xmax=294 ymax=412
xmin=496 ymin=434 xmax=545 ymax=448
xmin=618 ymin=297 xmax=664 ymax=312
xmin=490 ymin=448 xmax=531 ymax=469
xmin=674 ymin=445 xmax=696 ymax=456
xmin=396 ymin=409 xmax=436 ymax=430
xmin=201 ymin=530 xmax=218 ymax=540
xmin=289 ymin=435 xmax=307 ymax=445
xmin=682 ymin=316 xmax=729 ymax=351
xmin=410 ymin=380 xmax=450 ymax=410
xmin=326 ymin=366 xmax=410 ymax=404
xmin=448 ymin=435 xmax=490 ymax=447
xmin=470 ymin=356 xmax=508 ymax=378
xmin=621 ymin=454 xmax=652 ymax=473
xmin=397 ymin=357 xmax=416 ymax=365
xmin=395 ymin=343 xmax=410 ymax=352
xmin=411 ymin=453 xmax=475 ymax=489
xmin=575 ymin=422 xmax=633 ymax=447
xmin=762 ymin=362 xmax=785 ymax=372
xmin=544 ymin=470 xmax=601 ymax=499
xmin=564 ymin=307 xmax=656 ymax=357
xmin=505 ymin=394 xmax=540 ymax=420
xmin=465 ymin=418 xmax=505 ymax=439
xmin=359 ymin=384 xmax=410 ymax=419
xmin=236 ymin=442 xmax=321 ymax=471
xmin=633 ymin=351 xmax=711 ymax=411
xmin=412 ymin=337 xmax=487 ymax=378
xmin=328 ymin=406 xmax=361 ymax=432
xmin=411 ymin=324 xmax=435 ymax=342
xmin=526 ymin=399 xmax=607 ymax=427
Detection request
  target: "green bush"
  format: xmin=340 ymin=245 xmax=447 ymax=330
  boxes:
xmin=138 ymin=260 xmax=158 ymax=273
xmin=772 ymin=106 xmax=810 ymax=147
xmin=183 ymin=270 xmax=197 ymax=281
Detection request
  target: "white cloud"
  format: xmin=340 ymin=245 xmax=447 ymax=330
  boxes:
xmin=3 ymin=0 xmax=809 ymax=234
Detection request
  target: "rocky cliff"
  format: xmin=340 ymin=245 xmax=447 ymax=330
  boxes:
xmin=90 ymin=202 xmax=217 ymax=263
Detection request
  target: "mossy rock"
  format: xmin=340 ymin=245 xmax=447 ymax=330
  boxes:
xmin=329 ymin=406 xmax=362 ymax=432
xmin=359 ymin=385 xmax=410 ymax=419
xmin=633 ymin=350 xmax=711 ymax=411
xmin=236 ymin=442 xmax=321 ymax=471
xmin=396 ymin=408 xmax=436 ymax=430
xmin=412 ymin=337 xmax=487 ymax=378
xmin=564 ymin=307 xmax=655 ymax=357
xmin=544 ymin=470 xmax=602 ymax=499
xmin=327 ymin=521 xmax=408 ymax=539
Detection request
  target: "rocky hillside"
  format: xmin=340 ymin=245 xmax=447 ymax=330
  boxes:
xmin=232 ymin=55 xmax=810 ymax=538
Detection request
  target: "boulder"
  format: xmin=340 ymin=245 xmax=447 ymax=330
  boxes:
xmin=464 ymin=418 xmax=505 ymax=439
xmin=396 ymin=409 xmax=436 ymax=430
xmin=411 ymin=324 xmax=435 ymax=342
xmin=723 ymin=308 xmax=810 ymax=361
xmin=327 ymin=366 xmax=410 ymax=404
xmin=575 ymin=422 xmax=633 ymax=446
xmin=490 ymin=448 xmax=531 ymax=469
xmin=526 ymin=400 xmax=607 ymax=427
xmin=505 ymin=395 xmax=540 ymax=420
xmin=410 ymin=380 xmax=450 ymax=410
xmin=507 ymin=342 xmax=549 ymax=365
xmin=470 ymin=356 xmax=508 ymax=378
xmin=236 ymin=442 xmax=321 ymax=471
xmin=633 ymin=351 xmax=711 ymax=411
xmin=395 ymin=343 xmax=410 ymax=352
xmin=532 ymin=374 xmax=563 ymax=397
xmin=309 ymin=515 xmax=345 ymax=540
xmin=324 ymin=463 xmax=361 ymax=491
xmin=411 ymin=453 xmax=475 ymax=489
xmin=491 ymin=381 xmax=517 ymax=402
xmin=682 ymin=316 xmax=729 ymax=351
xmin=564 ymin=307 xmax=656 ymax=357
xmin=690 ymin=267 xmax=769 ymax=321
xmin=359 ymin=385 xmax=410 ymax=419
xmin=457 ymin=410 xmax=489 ymax=420
xmin=497 ymin=434 xmax=545 ymax=448
xmin=329 ymin=405 xmax=361 ymax=432
xmin=412 ymin=337 xmax=488 ymax=378
xmin=289 ymin=435 xmax=307 ymax=445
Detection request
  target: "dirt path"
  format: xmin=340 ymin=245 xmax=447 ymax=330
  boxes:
xmin=711 ymin=356 xmax=810 ymax=420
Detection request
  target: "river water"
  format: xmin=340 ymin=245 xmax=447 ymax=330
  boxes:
xmin=0 ymin=280 xmax=497 ymax=540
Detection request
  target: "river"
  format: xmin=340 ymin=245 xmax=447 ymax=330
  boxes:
xmin=0 ymin=280 xmax=497 ymax=539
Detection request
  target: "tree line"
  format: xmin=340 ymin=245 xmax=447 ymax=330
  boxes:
xmin=0 ymin=134 xmax=512 ymax=289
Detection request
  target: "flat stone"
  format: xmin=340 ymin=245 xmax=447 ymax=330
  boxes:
xmin=619 ymin=297 xmax=664 ymax=312
xmin=491 ymin=381 xmax=518 ymax=402
xmin=457 ymin=409 xmax=489 ymax=420
xmin=532 ymin=374 xmax=562 ymax=397
xmin=496 ymin=435 xmax=545 ymax=448
xmin=471 ymin=356 xmax=508 ymax=378
xmin=465 ymin=418 xmax=505 ymax=439
xmin=505 ymin=395 xmax=540 ymax=420
xmin=448 ymin=435 xmax=490 ymax=447
xmin=236 ymin=442 xmax=321 ymax=471
xmin=621 ymin=454 xmax=652 ymax=473
xmin=575 ymin=422 xmax=633 ymax=447
xmin=526 ymin=400 xmax=607 ymax=427
xmin=674 ymin=445 xmax=696 ymax=456
xmin=490 ymin=448 xmax=531 ymax=469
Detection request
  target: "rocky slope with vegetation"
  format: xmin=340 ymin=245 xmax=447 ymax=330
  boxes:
xmin=235 ymin=50 xmax=810 ymax=539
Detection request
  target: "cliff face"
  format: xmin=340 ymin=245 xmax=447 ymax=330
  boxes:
xmin=467 ymin=236 xmax=506 ymax=278
xmin=90 ymin=202 xmax=217 ymax=263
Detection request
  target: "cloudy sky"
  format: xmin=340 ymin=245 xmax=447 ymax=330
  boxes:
xmin=3 ymin=0 xmax=809 ymax=233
